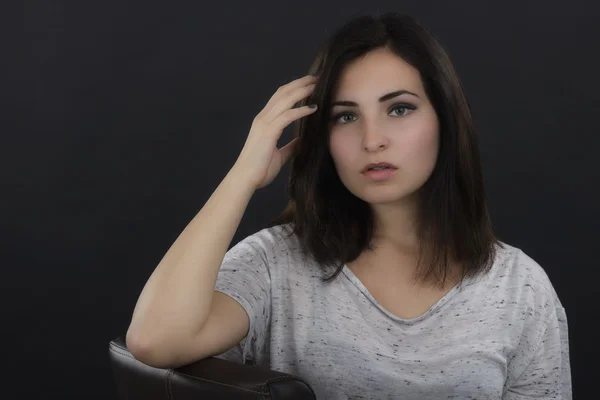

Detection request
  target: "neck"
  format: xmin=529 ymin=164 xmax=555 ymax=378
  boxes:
xmin=369 ymin=195 xmax=420 ymax=254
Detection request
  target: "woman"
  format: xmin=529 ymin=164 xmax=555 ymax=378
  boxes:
xmin=126 ymin=12 xmax=572 ymax=399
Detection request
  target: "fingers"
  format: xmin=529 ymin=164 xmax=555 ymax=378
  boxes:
xmin=265 ymin=83 xmax=316 ymax=124
xmin=271 ymin=104 xmax=318 ymax=132
xmin=260 ymin=75 xmax=317 ymax=120
xmin=278 ymin=137 xmax=299 ymax=165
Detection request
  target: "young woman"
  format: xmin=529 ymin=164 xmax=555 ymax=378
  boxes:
xmin=126 ymin=12 xmax=572 ymax=399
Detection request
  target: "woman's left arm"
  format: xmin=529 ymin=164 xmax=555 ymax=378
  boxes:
xmin=504 ymin=305 xmax=572 ymax=399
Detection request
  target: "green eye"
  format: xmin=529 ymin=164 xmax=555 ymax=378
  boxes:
xmin=330 ymin=112 xmax=355 ymax=124
xmin=330 ymin=103 xmax=416 ymax=125
xmin=390 ymin=104 xmax=416 ymax=116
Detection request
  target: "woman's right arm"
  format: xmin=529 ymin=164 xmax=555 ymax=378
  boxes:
xmin=125 ymin=75 xmax=318 ymax=368
xmin=126 ymin=167 xmax=256 ymax=368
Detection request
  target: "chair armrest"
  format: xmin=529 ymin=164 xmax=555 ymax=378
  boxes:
xmin=109 ymin=336 xmax=316 ymax=399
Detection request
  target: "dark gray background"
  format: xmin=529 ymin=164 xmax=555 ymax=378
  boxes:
xmin=2 ymin=1 xmax=598 ymax=398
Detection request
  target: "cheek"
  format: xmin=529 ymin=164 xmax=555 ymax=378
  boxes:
xmin=328 ymin=134 xmax=356 ymax=171
xmin=408 ymin=130 xmax=439 ymax=162
xmin=401 ymin=115 xmax=440 ymax=167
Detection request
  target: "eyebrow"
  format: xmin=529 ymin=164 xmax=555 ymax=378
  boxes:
xmin=330 ymin=89 xmax=420 ymax=108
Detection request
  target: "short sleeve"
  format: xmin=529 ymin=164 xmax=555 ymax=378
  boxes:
xmin=504 ymin=305 xmax=572 ymax=399
xmin=212 ymin=232 xmax=272 ymax=366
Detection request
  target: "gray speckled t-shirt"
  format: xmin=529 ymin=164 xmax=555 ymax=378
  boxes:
xmin=213 ymin=224 xmax=571 ymax=399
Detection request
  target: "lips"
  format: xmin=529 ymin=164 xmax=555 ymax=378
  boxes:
xmin=361 ymin=162 xmax=398 ymax=173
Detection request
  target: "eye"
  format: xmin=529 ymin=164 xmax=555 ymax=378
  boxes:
xmin=330 ymin=103 xmax=416 ymax=125
xmin=331 ymin=112 xmax=357 ymax=124
xmin=389 ymin=103 xmax=415 ymax=117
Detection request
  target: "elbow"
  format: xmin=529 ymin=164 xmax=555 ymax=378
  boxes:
xmin=125 ymin=329 xmax=181 ymax=369
xmin=125 ymin=330 xmax=160 ymax=367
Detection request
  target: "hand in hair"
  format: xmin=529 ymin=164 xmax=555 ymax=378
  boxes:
xmin=233 ymin=75 xmax=318 ymax=190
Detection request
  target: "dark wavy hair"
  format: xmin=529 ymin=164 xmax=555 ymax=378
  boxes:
xmin=264 ymin=12 xmax=501 ymax=287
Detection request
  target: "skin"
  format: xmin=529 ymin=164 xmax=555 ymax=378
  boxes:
xmin=328 ymin=47 xmax=462 ymax=310
xmin=328 ymin=46 xmax=440 ymax=265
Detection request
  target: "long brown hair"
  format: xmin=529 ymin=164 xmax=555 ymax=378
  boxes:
xmin=264 ymin=12 xmax=501 ymax=288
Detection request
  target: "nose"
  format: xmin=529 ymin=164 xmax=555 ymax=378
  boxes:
xmin=362 ymin=122 xmax=388 ymax=152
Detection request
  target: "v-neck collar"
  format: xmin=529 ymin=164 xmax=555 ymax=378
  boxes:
xmin=341 ymin=264 xmax=471 ymax=324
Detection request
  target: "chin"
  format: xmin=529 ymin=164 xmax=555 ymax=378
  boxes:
xmin=353 ymin=186 xmax=418 ymax=205
xmin=363 ymin=195 xmax=410 ymax=205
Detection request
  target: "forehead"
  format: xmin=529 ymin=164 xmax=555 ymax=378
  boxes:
xmin=332 ymin=48 xmax=424 ymax=99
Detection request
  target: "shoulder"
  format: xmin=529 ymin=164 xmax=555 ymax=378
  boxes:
xmin=500 ymin=242 xmax=561 ymax=302
xmin=240 ymin=223 xmax=297 ymax=249
xmin=226 ymin=223 xmax=300 ymax=262
xmin=479 ymin=242 xmax=565 ymax=318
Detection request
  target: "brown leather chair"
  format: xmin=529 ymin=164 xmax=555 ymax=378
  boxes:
xmin=109 ymin=336 xmax=317 ymax=399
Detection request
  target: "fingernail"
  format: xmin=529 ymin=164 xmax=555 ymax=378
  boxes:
xmin=308 ymin=104 xmax=317 ymax=109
